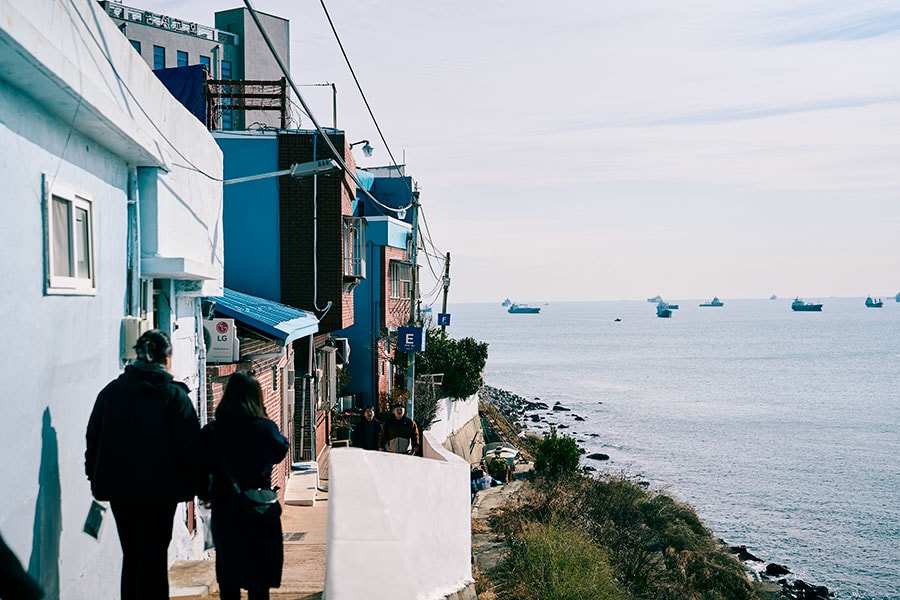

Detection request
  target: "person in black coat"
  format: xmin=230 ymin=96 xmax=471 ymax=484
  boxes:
xmin=350 ymin=405 xmax=382 ymax=450
xmin=202 ymin=371 xmax=289 ymax=600
xmin=85 ymin=329 xmax=205 ymax=600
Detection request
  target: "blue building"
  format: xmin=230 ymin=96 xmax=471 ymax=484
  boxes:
xmin=338 ymin=167 xmax=417 ymax=410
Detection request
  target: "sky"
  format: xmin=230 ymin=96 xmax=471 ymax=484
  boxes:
xmin=139 ymin=0 xmax=900 ymax=304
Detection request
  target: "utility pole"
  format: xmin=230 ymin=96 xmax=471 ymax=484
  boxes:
xmin=441 ymin=252 xmax=451 ymax=332
xmin=406 ymin=189 xmax=420 ymax=421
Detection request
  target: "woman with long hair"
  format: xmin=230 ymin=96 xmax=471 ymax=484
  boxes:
xmin=203 ymin=371 xmax=289 ymax=600
xmin=85 ymin=329 xmax=205 ymax=600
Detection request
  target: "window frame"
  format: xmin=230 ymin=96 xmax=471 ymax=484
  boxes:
xmin=153 ymin=45 xmax=165 ymax=69
xmin=176 ymin=50 xmax=188 ymax=67
xmin=389 ymin=260 xmax=411 ymax=300
xmin=43 ymin=175 xmax=97 ymax=296
xmin=342 ymin=216 xmax=366 ymax=279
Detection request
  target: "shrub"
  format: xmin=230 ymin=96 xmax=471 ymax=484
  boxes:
xmin=496 ymin=519 xmax=626 ymax=600
xmin=533 ymin=430 xmax=581 ymax=479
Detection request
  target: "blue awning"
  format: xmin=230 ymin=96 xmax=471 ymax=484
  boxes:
xmin=207 ymin=288 xmax=319 ymax=345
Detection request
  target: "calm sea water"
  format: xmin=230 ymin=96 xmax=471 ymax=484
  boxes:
xmin=445 ymin=298 xmax=900 ymax=600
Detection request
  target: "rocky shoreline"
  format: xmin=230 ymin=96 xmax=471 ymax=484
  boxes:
xmin=478 ymin=384 xmax=834 ymax=600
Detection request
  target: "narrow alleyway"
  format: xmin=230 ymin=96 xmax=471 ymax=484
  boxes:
xmin=173 ymin=448 xmax=330 ymax=600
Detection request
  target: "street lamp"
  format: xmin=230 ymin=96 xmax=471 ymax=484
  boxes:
xmin=222 ymin=159 xmax=340 ymax=185
xmin=349 ymin=140 xmax=374 ymax=157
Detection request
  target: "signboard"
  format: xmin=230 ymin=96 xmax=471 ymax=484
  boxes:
xmin=397 ymin=326 xmax=425 ymax=352
xmin=204 ymin=318 xmax=238 ymax=363
xmin=437 ymin=313 xmax=451 ymax=326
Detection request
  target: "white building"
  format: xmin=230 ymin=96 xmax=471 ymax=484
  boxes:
xmin=0 ymin=0 xmax=223 ymax=596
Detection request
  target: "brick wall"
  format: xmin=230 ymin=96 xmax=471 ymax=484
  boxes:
xmin=278 ymin=132 xmax=356 ymax=334
xmin=205 ymin=331 xmax=293 ymax=502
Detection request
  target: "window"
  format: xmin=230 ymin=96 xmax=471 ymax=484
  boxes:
xmin=129 ymin=40 xmax=141 ymax=54
xmin=343 ymin=217 xmax=365 ymax=279
xmin=389 ymin=261 xmax=411 ymax=300
xmin=199 ymin=55 xmax=211 ymax=73
xmin=221 ymin=60 xmax=232 ymax=79
xmin=176 ymin=50 xmax=188 ymax=67
xmin=43 ymin=175 xmax=96 ymax=295
xmin=153 ymin=45 xmax=165 ymax=70
xmin=221 ymin=104 xmax=233 ymax=130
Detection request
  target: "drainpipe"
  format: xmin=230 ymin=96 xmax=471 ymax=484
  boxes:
xmin=196 ymin=302 xmax=208 ymax=425
xmin=126 ymin=169 xmax=141 ymax=317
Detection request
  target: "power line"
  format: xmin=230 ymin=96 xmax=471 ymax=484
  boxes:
xmin=65 ymin=0 xmax=223 ymax=182
xmin=241 ymin=0 xmax=413 ymax=217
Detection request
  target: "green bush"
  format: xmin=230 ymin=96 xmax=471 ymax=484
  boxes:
xmin=496 ymin=519 xmax=626 ymax=600
xmin=533 ymin=430 xmax=581 ymax=479
xmin=415 ymin=329 xmax=488 ymax=399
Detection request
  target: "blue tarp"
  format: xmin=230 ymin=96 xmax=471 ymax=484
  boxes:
xmin=153 ymin=65 xmax=206 ymax=125
xmin=356 ymin=169 xmax=375 ymax=191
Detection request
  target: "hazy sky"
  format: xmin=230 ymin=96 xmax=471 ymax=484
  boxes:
xmin=139 ymin=0 xmax=900 ymax=304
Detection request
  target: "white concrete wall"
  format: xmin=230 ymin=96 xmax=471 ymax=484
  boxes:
xmin=0 ymin=0 xmax=224 ymax=596
xmin=325 ymin=444 xmax=473 ymax=600
xmin=427 ymin=394 xmax=480 ymax=446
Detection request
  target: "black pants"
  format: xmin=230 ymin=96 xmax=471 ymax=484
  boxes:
xmin=110 ymin=501 xmax=177 ymax=600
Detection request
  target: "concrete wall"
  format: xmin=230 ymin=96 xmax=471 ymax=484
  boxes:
xmin=428 ymin=395 xmax=479 ymax=446
xmin=0 ymin=0 xmax=224 ymax=595
xmin=325 ymin=442 xmax=473 ymax=600
xmin=428 ymin=395 xmax=484 ymax=466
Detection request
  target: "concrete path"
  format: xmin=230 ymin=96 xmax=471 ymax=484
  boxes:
xmin=171 ymin=449 xmax=331 ymax=599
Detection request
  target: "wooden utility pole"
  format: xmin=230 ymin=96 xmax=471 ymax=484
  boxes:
xmin=441 ymin=252 xmax=451 ymax=332
xmin=406 ymin=190 xmax=420 ymax=421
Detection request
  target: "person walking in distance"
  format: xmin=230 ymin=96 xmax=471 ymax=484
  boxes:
xmin=350 ymin=405 xmax=382 ymax=450
xmin=85 ymin=330 xmax=206 ymax=600
xmin=202 ymin=372 xmax=289 ymax=600
xmin=378 ymin=402 xmax=420 ymax=455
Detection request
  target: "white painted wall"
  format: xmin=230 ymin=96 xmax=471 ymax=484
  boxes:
xmin=325 ymin=443 xmax=473 ymax=600
xmin=0 ymin=0 xmax=224 ymax=596
xmin=427 ymin=394 xmax=480 ymax=446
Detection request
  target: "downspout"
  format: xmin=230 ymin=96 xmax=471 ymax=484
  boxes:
xmin=127 ymin=168 xmax=141 ymax=317
xmin=196 ymin=302 xmax=208 ymax=425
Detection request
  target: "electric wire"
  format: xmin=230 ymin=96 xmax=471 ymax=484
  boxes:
xmin=65 ymin=0 xmax=223 ymax=182
xmin=317 ymin=0 xmax=415 ymax=199
xmin=241 ymin=0 xmax=413 ymax=216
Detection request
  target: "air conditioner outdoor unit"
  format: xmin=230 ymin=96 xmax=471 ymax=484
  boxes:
xmin=333 ymin=337 xmax=350 ymax=365
xmin=203 ymin=318 xmax=240 ymax=363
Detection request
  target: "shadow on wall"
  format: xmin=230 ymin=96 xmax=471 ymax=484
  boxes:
xmin=28 ymin=408 xmax=61 ymax=598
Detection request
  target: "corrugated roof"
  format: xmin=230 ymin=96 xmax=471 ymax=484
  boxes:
xmin=207 ymin=288 xmax=318 ymax=345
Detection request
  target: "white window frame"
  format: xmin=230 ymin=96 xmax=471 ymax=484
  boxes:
xmin=43 ymin=175 xmax=97 ymax=295
xmin=342 ymin=216 xmax=365 ymax=279
xmin=389 ymin=260 xmax=411 ymax=300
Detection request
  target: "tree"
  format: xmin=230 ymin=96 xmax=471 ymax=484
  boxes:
xmin=416 ymin=329 xmax=488 ymax=399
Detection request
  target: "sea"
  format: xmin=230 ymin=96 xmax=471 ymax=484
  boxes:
xmin=444 ymin=298 xmax=899 ymax=600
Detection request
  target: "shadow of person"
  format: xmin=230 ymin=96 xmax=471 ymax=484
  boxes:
xmin=28 ymin=407 xmax=61 ymax=598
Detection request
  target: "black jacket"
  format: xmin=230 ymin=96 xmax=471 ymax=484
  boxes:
xmin=202 ymin=417 xmax=289 ymax=589
xmin=350 ymin=418 xmax=382 ymax=450
xmin=85 ymin=361 xmax=205 ymax=503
